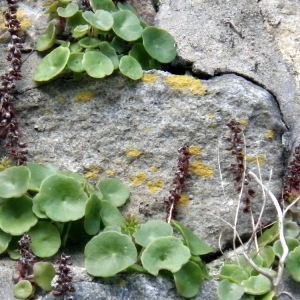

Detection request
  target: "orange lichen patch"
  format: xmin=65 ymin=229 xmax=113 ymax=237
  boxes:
xmin=265 ymin=130 xmax=274 ymax=140
xmin=177 ymin=194 xmax=190 ymax=207
xmin=189 ymin=161 xmax=213 ymax=178
xmin=142 ymin=73 xmax=157 ymax=84
xmin=75 ymin=91 xmax=95 ymax=102
xmin=207 ymin=113 xmax=215 ymax=119
xmin=149 ymin=166 xmax=157 ymax=173
xmin=16 ymin=11 xmax=32 ymax=31
xmin=105 ymin=169 xmax=115 ymax=176
xmin=125 ymin=148 xmax=141 ymax=157
xmin=119 ymin=280 xmax=127 ymax=287
xmin=164 ymin=75 xmax=205 ymax=95
xmin=84 ymin=165 xmax=100 ymax=180
xmin=147 ymin=180 xmax=164 ymax=194
xmin=130 ymin=172 xmax=147 ymax=186
xmin=57 ymin=96 xmax=65 ymax=103
xmin=246 ymin=154 xmax=265 ymax=166
xmin=189 ymin=145 xmax=202 ymax=157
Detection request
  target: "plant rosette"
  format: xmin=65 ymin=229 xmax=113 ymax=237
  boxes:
xmin=33 ymin=0 xmax=176 ymax=82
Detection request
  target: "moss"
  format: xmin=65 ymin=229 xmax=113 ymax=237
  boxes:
xmin=189 ymin=161 xmax=213 ymax=178
xmin=142 ymin=74 xmax=158 ymax=84
xmin=125 ymin=148 xmax=141 ymax=157
xmin=105 ymin=169 xmax=115 ymax=176
xmin=246 ymin=154 xmax=265 ymax=166
xmin=130 ymin=172 xmax=147 ymax=186
xmin=177 ymin=194 xmax=190 ymax=207
xmin=75 ymin=91 xmax=95 ymax=102
xmin=149 ymin=166 xmax=157 ymax=173
xmin=189 ymin=145 xmax=202 ymax=157
xmin=164 ymin=75 xmax=205 ymax=95
xmin=147 ymin=180 xmax=164 ymax=194
xmin=265 ymin=130 xmax=274 ymax=140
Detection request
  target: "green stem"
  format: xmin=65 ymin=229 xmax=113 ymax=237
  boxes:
xmin=126 ymin=264 xmax=147 ymax=274
xmin=61 ymin=222 xmax=72 ymax=247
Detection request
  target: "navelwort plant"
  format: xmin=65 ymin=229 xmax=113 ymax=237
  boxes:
xmin=0 ymin=157 xmax=212 ymax=299
xmin=33 ymin=0 xmax=177 ymax=82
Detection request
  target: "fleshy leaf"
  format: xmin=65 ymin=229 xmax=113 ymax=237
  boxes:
xmin=173 ymin=261 xmax=203 ymax=298
xmin=99 ymin=200 xmax=125 ymax=227
xmin=84 ymin=194 xmax=102 ymax=235
xmin=0 ymin=195 xmax=37 ymax=235
xmin=273 ymin=237 xmax=300 ymax=258
xmin=33 ymin=174 xmax=88 ymax=222
xmin=57 ymin=2 xmax=78 ymax=18
xmin=99 ymin=41 xmax=119 ymax=69
xmin=258 ymin=222 xmax=278 ymax=247
xmin=67 ymin=52 xmax=84 ymax=72
xmin=241 ymin=274 xmax=272 ymax=295
xmin=141 ymin=236 xmax=191 ymax=275
xmin=66 ymin=10 xmax=88 ymax=32
xmin=0 ymin=229 xmax=11 ymax=254
xmin=85 ymin=231 xmax=137 ymax=277
xmin=110 ymin=36 xmax=128 ymax=54
xmin=119 ymin=55 xmax=143 ymax=80
xmin=112 ymin=10 xmax=143 ymax=41
xmin=219 ymin=264 xmax=249 ymax=284
xmin=0 ymin=166 xmax=30 ymax=198
xmin=33 ymin=262 xmax=56 ymax=291
xmin=13 ymin=280 xmax=33 ymax=299
xmin=33 ymin=45 xmax=70 ymax=81
xmin=133 ymin=220 xmax=173 ymax=247
xmin=7 ymin=236 xmax=21 ymax=259
xmin=28 ymin=221 xmax=61 ymax=257
xmin=82 ymin=10 xmax=113 ymax=31
xmin=90 ymin=0 xmax=115 ymax=12
xmin=286 ymin=245 xmax=300 ymax=281
xmin=97 ymin=178 xmax=130 ymax=207
xmin=142 ymin=26 xmax=176 ymax=63
xmin=217 ymin=280 xmax=245 ymax=300
xmin=73 ymin=24 xmax=89 ymax=38
xmin=79 ymin=37 xmax=100 ymax=48
xmin=284 ymin=220 xmax=300 ymax=238
xmin=129 ymin=43 xmax=154 ymax=70
xmin=172 ymin=220 xmax=213 ymax=255
xmin=36 ymin=23 xmax=56 ymax=51
xmin=259 ymin=245 xmax=275 ymax=268
xmin=82 ymin=51 xmax=114 ymax=78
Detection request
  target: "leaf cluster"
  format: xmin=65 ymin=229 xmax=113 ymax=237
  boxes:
xmin=33 ymin=0 xmax=177 ymax=82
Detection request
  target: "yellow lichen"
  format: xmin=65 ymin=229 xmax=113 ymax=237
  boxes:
xmin=130 ymin=172 xmax=147 ymax=186
xmin=75 ymin=91 xmax=95 ymax=102
xmin=164 ymin=75 xmax=205 ymax=95
xmin=119 ymin=280 xmax=127 ymax=288
xmin=57 ymin=96 xmax=65 ymax=103
xmin=207 ymin=113 xmax=215 ymax=119
xmin=177 ymin=194 xmax=190 ymax=207
xmin=189 ymin=145 xmax=202 ymax=157
xmin=209 ymin=123 xmax=217 ymax=129
xmin=246 ymin=154 xmax=265 ymax=166
xmin=265 ymin=130 xmax=274 ymax=140
xmin=146 ymin=128 xmax=152 ymax=132
xmin=105 ymin=169 xmax=115 ymax=176
xmin=147 ymin=180 xmax=164 ymax=194
xmin=149 ymin=166 xmax=157 ymax=173
xmin=183 ymin=209 xmax=194 ymax=216
xmin=84 ymin=165 xmax=100 ymax=180
xmin=45 ymin=109 xmax=52 ymax=115
xmin=239 ymin=119 xmax=248 ymax=127
xmin=16 ymin=11 xmax=32 ymax=31
xmin=189 ymin=161 xmax=213 ymax=178
xmin=125 ymin=148 xmax=141 ymax=157
xmin=142 ymin=74 xmax=157 ymax=84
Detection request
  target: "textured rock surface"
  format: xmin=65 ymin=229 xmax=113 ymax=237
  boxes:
xmin=1 ymin=0 xmax=300 ymax=299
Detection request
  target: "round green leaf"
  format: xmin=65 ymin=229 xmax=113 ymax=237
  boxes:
xmin=7 ymin=235 xmax=21 ymax=259
xmin=97 ymin=178 xmax=130 ymax=207
xmin=273 ymin=237 xmax=300 ymax=258
xmin=73 ymin=24 xmax=89 ymax=39
xmin=82 ymin=10 xmax=113 ymax=31
xmin=129 ymin=43 xmax=153 ymax=70
xmin=286 ymin=245 xmax=300 ymax=281
xmin=90 ymin=0 xmax=115 ymax=12
xmin=84 ymin=194 xmax=102 ymax=235
xmin=99 ymin=41 xmax=119 ymax=69
xmin=173 ymin=261 xmax=203 ymax=298
xmin=142 ymin=26 xmax=176 ymax=63
xmin=100 ymin=200 xmax=125 ymax=227
xmin=217 ymin=280 xmax=245 ymax=300
xmin=0 ymin=166 xmax=30 ymax=198
xmin=133 ymin=220 xmax=173 ymax=247
xmin=119 ymin=56 xmax=143 ymax=80
xmin=241 ymin=274 xmax=272 ymax=295
xmin=79 ymin=37 xmax=100 ymax=48
xmin=26 ymin=162 xmax=57 ymax=192
xmin=141 ymin=236 xmax=191 ymax=275
xmin=117 ymin=2 xmax=139 ymax=16
xmin=59 ymin=170 xmax=86 ymax=186
xmin=36 ymin=23 xmax=56 ymax=51
xmin=0 ymin=229 xmax=11 ymax=254
xmin=28 ymin=222 xmax=61 ymax=257
xmin=259 ymin=245 xmax=275 ymax=268
xmin=112 ymin=10 xmax=143 ymax=41
xmin=33 ymin=262 xmax=56 ymax=291
xmin=33 ymin=174 xmax=88 ymax=222
xmin=0 ymin=195 xmax=37 ymax=235
xmin=66 ymin=10 xmax=88 ymax=32
xmin=110 ymin=36 xmax=128 ymax=54
xmin=85 ymin=231 xmax=137 ymax=277
xmin=219 ymin=264 xmax=249 ymax=284
xmin=284 ymin=220 xmax=300 ymax=238
xmin=57 ymin=2 xmax=78 ymax=17
xmin=33 ymin=45 xmax=70 ymax=81
xmin=82 ymin=51 xmax=114 ymax=78
xmin=172 ymin=220 xmax=213 ymax=255
xmin=13 ymin=280 xmax=33 ymax=299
